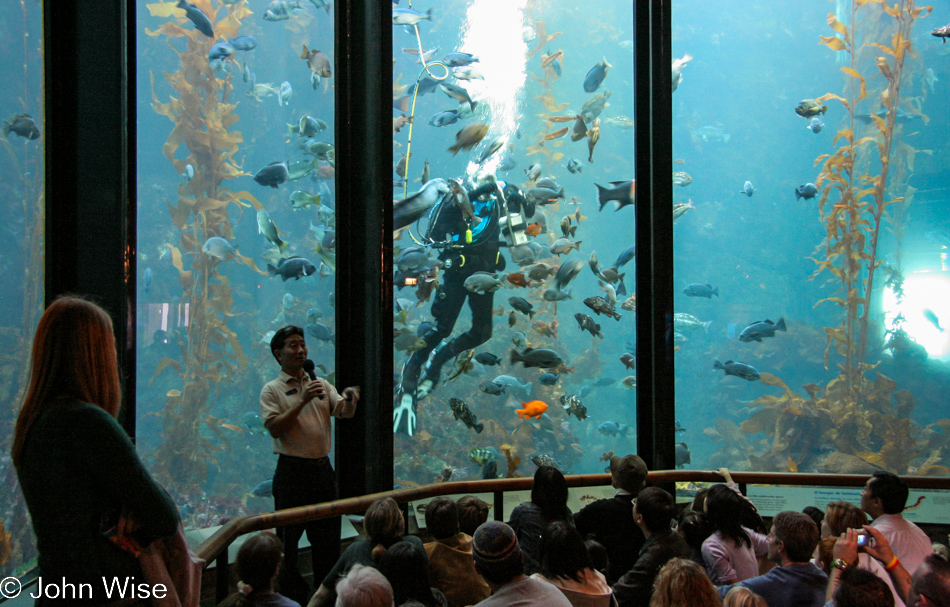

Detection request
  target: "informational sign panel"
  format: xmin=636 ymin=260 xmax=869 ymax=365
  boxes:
xmin=746 ymin=485 xmax=950 ymax=524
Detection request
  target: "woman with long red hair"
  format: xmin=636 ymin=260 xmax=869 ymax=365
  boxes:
xmin=13 ymin=296 xmax=180 ymax=604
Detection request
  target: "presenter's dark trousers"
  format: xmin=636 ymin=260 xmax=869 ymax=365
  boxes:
xmin=273 ymin=453 xmax=340 ymax=604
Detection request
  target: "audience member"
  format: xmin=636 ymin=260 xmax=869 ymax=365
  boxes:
xmin=574 ymin=454 xmax=648 ymax=584
xmin=613 ymin=487 xmax=692 ymax=607
xmin=470 ymin=521 xmax=571 ymax=607
xmin=335 ymin=564 xmax=394 ymax=607
xmin=933 ymin=543 xmax=949 ymax=562
xmin=722 ymin=587 xmax=767 ymax=607
xmin=822 ymin=501 xmax=901 ymax=605
xmin=219 ymin=532 xmax=299 ymax=607
xmin=717 ymin=511 xmax=827 ymax=607
xmin=816 ymin=536 xmax=837 ymax=574
xmin=691 ymin=487 xmax=710 ymax=512
xmin=648 ymin=558 xmax=720 ymax=607
xmin=422 ymin=497 xmax=490 ymax=607
xmin=380 ymin=541 xmax=447 ymax=607
xmin=832 ymin=568 xmax=894 ymax=607
xmin=804 ymin=506 xmax=825 ymax=532
xmin=309 ymin=497 xmax=423 ymax=607
xmin=862 ymin=472 xmax=933 ymax=576
xmin=531 ymin=521 xmax=615 ymax=607
xmin=702 ymin=483 xmax=768 ymax=584
xmin=508 ymin=466 xmax=574 ymax=575
xmin=827 ymin=527 xmax=911 ymax=606
xmin=457 ymin=495 xmax=490 ymax=537
xmin=13 ymin=297 xmax=180 ymax=604
xmin=676 ymin=510 xmax=712 ymax=567
xmin=908 ymin=553 xmax=950 ymax=607
xmin=584 ymin=539 xmax=610 ymax=580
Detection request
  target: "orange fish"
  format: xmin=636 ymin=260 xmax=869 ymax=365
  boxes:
xmin=517 ymin=400 xmax=548 ymax=419
xmin=525 ymin=222 xmax=543 ymax=237
xmin=541 ymin=50 xmax=563 ymax=68
xmin=544 ymin=127 xmax=569 ymax=141
xmin=547 ymin=115 xmax=575 ymax=123
xmin=506 ymin=273 xmax=532 ymax=288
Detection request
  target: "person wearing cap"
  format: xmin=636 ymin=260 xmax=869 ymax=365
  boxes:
xmin=471 ymin=521 xmax=572 ymax=607
xmin=574 ymin=454 xmax=648 ymax=584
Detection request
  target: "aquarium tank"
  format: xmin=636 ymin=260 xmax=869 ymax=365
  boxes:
xmin=0 ymin=0 xmax=45 ymax=579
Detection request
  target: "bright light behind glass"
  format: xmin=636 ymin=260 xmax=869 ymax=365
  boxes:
xmin=460 ymin=0 xmax=529 ymax=179
xmin=882 ymin=273 xmax=950 ymax=358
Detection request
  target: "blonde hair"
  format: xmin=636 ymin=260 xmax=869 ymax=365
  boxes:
xmin=649 ymin=558 xmax=721 ymax=607
xmin=12 ymin=296 xmax=121 ymax=467
xmin=365 ymin=497 xmax=405 ymax=562
xmin=824 ymin=501 xmax=869 ymax=537
xmin=723 ymin=587 xmax=768 ymax=607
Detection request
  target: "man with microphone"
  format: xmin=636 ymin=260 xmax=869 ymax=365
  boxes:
xmin=261 ymin=325 xmax=361 ymax=603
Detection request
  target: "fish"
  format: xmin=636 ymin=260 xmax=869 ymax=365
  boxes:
xmin=614 ymin=245 xmax=636 ymax=268
xmin=795 ymin=183 xmax=819 ymax=200
xmin=202 ymin=237 xmax=237 ymax=260
xmin=251 ymin=479 xmax=274 ymax=497
xmin=393 ymin=328 xmax=426 ymax=352
xmin=516 ymin=400 xmax=549 ymax=420
xmin=620 ymin=353 xmax=635 ymax=370
xmin=560 ymin=395 xmax=588 ymax=421
xmin=541 ymin=49 xmax=563 ymax=69
xmin=923 ymin=309 xmax=943 ymax=331
xmin=683 ymin=283 xmax=718 ymax=298
xmin=795 ymin=99 xmax=827 ymax=118
xmin=672 ymin=201 xmax=695 ymax=221
xmin=508 ymin=310 xmax=519 ymax=327
xmin=511 ymin=331 xmax=528 ymax=348
xmin=450 ymin=398 xmax=484 ymax=433
xmin=278 ymin=81 xmax=293 ymax=106
xmin=551 ymin=259 xmax=582 ymax=291
xmin=442 ymin=52 xmax=479 ymax=67
xmin=306 ymin=322 xmax=335 ymax=343
xmin=143 ymin=267 xmax=153 ymax=295
xmin=713 ymin=360 xmax=761 ymax=381
xmin=672 ymin=171 xmax=693 ymax=187
xmin=674 ymin=312 xmax=711 ymax=333
xmin=574 ymin=313 xmax=603 ymax=339
xmin=807 ymin=117 xmax=824 ymax=134
xmin=581 ymin=90 xmax=611 ymax=123
xmin=463 ymin=272 xmax=504 ymax=293
xmin=621 ymin=376 xmax=637 ymax=389
xmin=539 ymin=373 xmax=559 ymax=386
xmin=596 ymin=180 xmax=635 ymax=211
xmin=600 ymin=450 xmax=614 ymax=462
xmin=531 ymin=320 xmax=558 ymax=339
xmin=453 ymin=66 xmax=485 ymax=81
xmin=510 ymin=348 xmax=565 ymax=369
xmin=530 ymin=453 xmax=562 ymax=471
xmin=420 ymin=159 xmax=430 ymax=183
xmin=307 ymin=0 xmax=331 ymax=13
xmin=675 ymin=420 xmax=686 ymax=434
xmin=448 ymin=122 xmax=489 ymax=155
xmin=470 ymin=447 xmax=499 ymax=466
xmin=525 ymin=163 xmax=543 ymax=181
xmin=254 ymin=162 xmax=290 ymax=188
xmin=208 ymin=41 xmax=236 ymax=62
xmin=671 ymin=54 xmax=692 ymax=92
xmin=440 ymin=82 xmax=477 ymax=111
xmin=268 ymin=256 xmax=317 ymax=281
xmin=932 ymin=24 xmax=950 ymax=43
xmin=543 ymin=288 xmax=572 ymax=302
xmin=393 ymin=178 xmax=450 ymax=230
xmin=620 ymin=293 xmax=637 ymax=311
xmin=392 ymin=6 xmax=432 ymax=24
xmin=263 ymin=0 xmax=302 ymax=21
xmin=566 ymin=158 xmax=583 ymax=174
xmin=243 ymin=412 xmax=268 ymax=435
xmin=583 ymin=58 xmax=612 ymax=92
xmin=571 ymin=115 xmax=588 ymax=142
xmin=598 ymin=421 xmax=630 ymax=437
xmin=741 ymin=181 xmax=755 ymax=197
xmin=549 ymin=238 xmax=582 ymax=256
xmin=739 ymin=318 xmax=787 ymax=342
xmin=395 ymin=153 xmax=411 ymax=179
xmin=479 ymin=380 xmax=507 ymax=395
xmin=527 ymin=186 xmax=566 ymax=205
xmin=508 ymin=296 xmax=535 ymax=318
xmin=289 ymin=115 xmax=328 ymax=137
xmin=176 ymin=0 xmax=214 ymax=37
xmin=282 ymin=293 xmax=295 ymax=310
xmin=477 ymin=137 xmax=506 ymax=163
xmin=182 ymin=164 xmax=195 ymax=181
xmin=429 ymin=109 xmax=461 ymax=127
xmin=300 ymin=45 xmax=332 ymax=78
xmin=587 ymin=118 xmax=601 ymax=163
xmin=675 ymin=443 xmax=691 ymax=467
xmin=482 ymin=461 xmax=498 ymax=480
xmin=257 ymin=209 xmax=289 ymax=253
xmin=583 ymin=296 xmax=622 ymax=321
xmin=506 ymin=273 xmax=532 ymax=288
xmin=474 ymin=353 xmax=501 ymax=368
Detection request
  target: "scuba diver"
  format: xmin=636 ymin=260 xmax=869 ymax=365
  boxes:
xmin=394 ymin=174 xmax=534 ymax=436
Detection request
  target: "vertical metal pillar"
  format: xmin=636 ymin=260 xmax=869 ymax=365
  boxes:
xmin=634 ymin=0 xmax=676 ymax=477
xmin=45 ymin=0 xmax=137 ymax=435
xmin=334 ymin=0 xmax=394 ymax=497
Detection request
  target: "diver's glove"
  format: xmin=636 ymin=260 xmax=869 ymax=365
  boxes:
xmin=393 ymin=392 xmax=417 ymax=436
xmin=504 ymin=184 xmax=533 ymax=218
xmin=468 ymin=182 xmax=498 ymax=201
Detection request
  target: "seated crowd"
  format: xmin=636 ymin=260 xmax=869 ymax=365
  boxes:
xmin=228 ymin=461 xmax=949 ymax=607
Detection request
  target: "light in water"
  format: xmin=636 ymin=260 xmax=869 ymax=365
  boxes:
xmin=459 ymin=0 xmax=529 ymax=179
xmin=882 ymin=273 xmax=950 ymax=358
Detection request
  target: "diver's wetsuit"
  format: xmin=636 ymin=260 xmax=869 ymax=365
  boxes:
xmin=394 ymin=181 xmax=532 ymax=435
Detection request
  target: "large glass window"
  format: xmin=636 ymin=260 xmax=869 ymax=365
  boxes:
xmin=0 ymin=0 xmax=45 ymax=578
xmin=137 ymin=0 xmax=336 ymax=527
xmin=392 ymin=0 xmax=636 ymax=485
xmin=673 ymin=0 xmax=948 ymax=478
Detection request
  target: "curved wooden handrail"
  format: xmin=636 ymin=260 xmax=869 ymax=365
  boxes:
xmin=196 ymin=470 xmax=950 ymax=563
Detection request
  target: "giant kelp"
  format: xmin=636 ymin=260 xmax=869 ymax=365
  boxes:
xmin=744 ymin=1 xmax=950 ymax=475
xmin=145 ymin=0 xmax=264 ymax=492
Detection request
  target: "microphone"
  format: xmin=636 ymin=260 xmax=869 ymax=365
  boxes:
xmin=303 ymin=359 xmax=317 ymax=381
